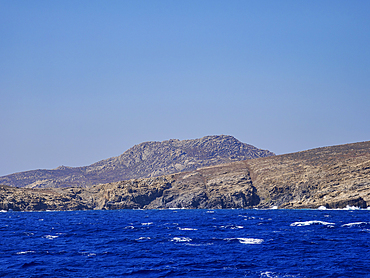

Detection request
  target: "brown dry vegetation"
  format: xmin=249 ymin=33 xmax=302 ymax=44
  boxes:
xmin=1 ymin=141 xmax=369 ymax=211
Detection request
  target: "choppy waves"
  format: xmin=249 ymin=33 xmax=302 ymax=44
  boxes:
xmin=290 ymin=220 xmax=335 ymax=227
xmin=290 ymin=220 xmax=370 ymax=230
xmin=1 ymin=209 xmax=370 ymax=277
xmin=224 ymin=238 xmax=264 ymax=244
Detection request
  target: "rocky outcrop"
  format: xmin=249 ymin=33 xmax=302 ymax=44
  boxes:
xmin=0 ymin=162 xmax=259 ymax=211
xmin=247 ymin=141 xmax=370 ymax=209
xmin=1 ymin=140 xmax=369 ymax=211
xmin=0 ymin=135 xmax=274 ymax=189
xmin=0 ymin=185 xmax=92 ymax=211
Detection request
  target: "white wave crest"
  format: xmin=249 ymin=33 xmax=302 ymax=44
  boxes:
xmin=178 ymin=227 xmax=198 ymax=231
xmin=238 ymin=238 xmax=264 ymax=244
xmin=185 ymin=243 xmax=214 ymax=247
xmin=317 ymin=205 xmax=368 ymax=211
xmin=43 ymin=235 xmax=58 ymax=239
xmin=341 ymin=222 xmax=369 ymax=227
xmin=171 ymin=237 xmax=192 ymax=242
xmin=290 ymin=220 xmax=335 ymax=227
xmin=137 ymin=237 xmax=151 ymax=240
xmin=224 ymin=238 xmax=264 ymax=244
xmin=343 ymin=205 xmax=360 ymax=210
xmin=220 ymin=225 xmax=244 ymax=229
xmin=260 ymin=271 xmax=276 ymax=278
xmin=16 ymin=251 xmax=36 ymax=255
xmin=80 ymin=252 xmax=96 ymax=257
xmin=141 ymin=222 xmax=153 ymax=226
xmin=260 ymin=270 xmax=301 ymax=277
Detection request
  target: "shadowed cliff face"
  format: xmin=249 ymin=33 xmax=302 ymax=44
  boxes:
xmin=0 ymin=135 xmax=274 ymax=189
xmin=247 ymin=141 xmax=370 ymax=209
xmin=0 ymin=162 xmax=259 ymax=211
xmin=1 ymin=141 xmax=369 ymax=211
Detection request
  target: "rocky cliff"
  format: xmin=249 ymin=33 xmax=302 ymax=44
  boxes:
xmin=1 ymin=141 xmax=369 ymax=211
xmin=0 ymin=162 xmax=258 ymax=211
xmin=247 ymin=140 xmax=370 ymax=209
xmin=0 ymin=135 xmax=274 ymax=189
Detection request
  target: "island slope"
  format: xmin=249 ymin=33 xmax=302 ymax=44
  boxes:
xmin=1 ymin=140 xmax=369 ymax=210
xmin=0 ymin=135 xmax=274 ymax=189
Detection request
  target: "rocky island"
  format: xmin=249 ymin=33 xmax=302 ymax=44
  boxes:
xmin=0 ymin=135 xmax=274 ymax=189
xmin=0 ymin=137 xmax=369 ymax=211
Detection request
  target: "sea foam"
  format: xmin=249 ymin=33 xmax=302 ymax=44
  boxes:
xmin=171 ymin=237 xmax=192 ymax=242
xmin=43 ymin=235 xmax=58 ymax=239
xmin=290 ymin=220 xmax=335 ymax=227
xmin=341 ymin=222 xmax=369 ymax=227
xmin=136 ymin=237 xmax=151 ymax=240
xmin=238 ymin=238 xmax=264 ymax=244
xmin=16 ymin=251 xmax=36 ymax=255
xmin=343 ymin=205 xmax=360 ymax=210
xmin=224 ymin=238 xmax=264 ymax=244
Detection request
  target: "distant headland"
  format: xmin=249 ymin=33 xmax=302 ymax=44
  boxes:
xmin=0 ymin=136 xmax=369 ymax=211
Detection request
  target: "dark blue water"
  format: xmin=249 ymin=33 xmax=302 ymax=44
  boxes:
xmin=1 ymin=209 xmax=370 ymax=278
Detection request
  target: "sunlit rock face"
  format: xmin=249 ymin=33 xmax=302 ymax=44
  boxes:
xmin=1 ymin=140 xmax=369 ymax=211
xmin=0 ymin=135 xmax=274 ymax=189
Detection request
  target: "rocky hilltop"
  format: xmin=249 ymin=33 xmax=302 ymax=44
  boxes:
xmin=0 ymin=135 xmax=274 ymax=189
xmin=247 ymin=140 xmax=370 ymax=209
xmin=1 ymin=141 xmax=369 ymax=211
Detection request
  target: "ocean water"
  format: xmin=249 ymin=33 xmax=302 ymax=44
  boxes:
xmin=1 ymin=209 xmax=370 ymax=278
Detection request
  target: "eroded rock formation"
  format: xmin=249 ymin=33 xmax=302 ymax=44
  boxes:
xmin=0 ymin=162 xmax=259 ymax=211
xmin=0 ymin=135 xmax=274 ymax=189
xmin=1 ymin=140 xmax=369 ymax=211
xmin=247 ymin=141 xmax=370 ymax=209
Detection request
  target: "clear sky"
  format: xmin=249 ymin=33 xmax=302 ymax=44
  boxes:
xmin=1 ymin=0 xmax=369 ymax=176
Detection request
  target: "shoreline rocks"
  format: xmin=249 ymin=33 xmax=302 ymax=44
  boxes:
xmin=1 ymin=140 xmax=369 ymax=211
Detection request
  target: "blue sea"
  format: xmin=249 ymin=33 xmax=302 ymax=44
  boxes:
xmin=1 ymin=209 xmax=370 ymax=278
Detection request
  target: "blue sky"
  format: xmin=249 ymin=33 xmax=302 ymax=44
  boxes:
xmin=1 ymin=0 xmax=369 ymax=176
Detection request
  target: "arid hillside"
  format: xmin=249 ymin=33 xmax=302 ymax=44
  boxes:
xmin=0 ymin=135 xmax=274 ymax=189
xmin=248 ymin=140 xmax=370 ymax=208
xmin=1 ymin=141 xmax=369 ymax=211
